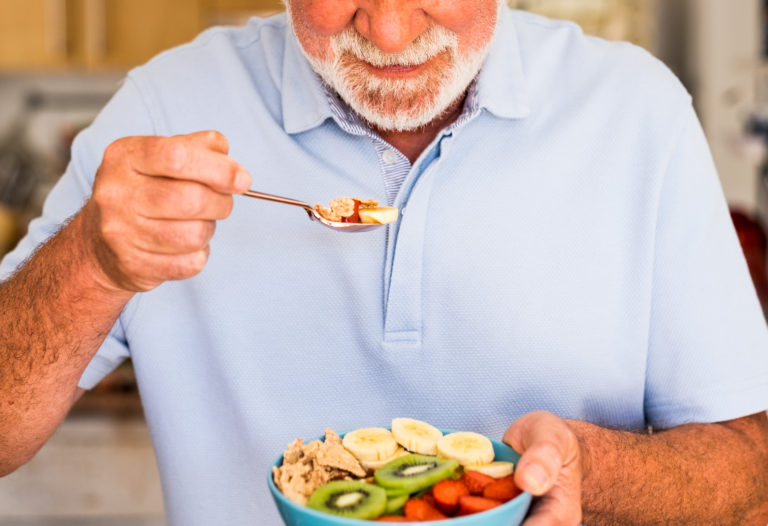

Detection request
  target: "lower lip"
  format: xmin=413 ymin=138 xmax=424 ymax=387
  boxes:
xmin=366 ymin=63 xmax=425 ymax=78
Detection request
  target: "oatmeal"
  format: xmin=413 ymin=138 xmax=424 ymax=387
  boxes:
xmin=272 ymin=428 xmax=367 ymax=506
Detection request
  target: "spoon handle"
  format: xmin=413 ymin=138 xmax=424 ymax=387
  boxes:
xmin=241 ymin=190 xmax=314 ymax=212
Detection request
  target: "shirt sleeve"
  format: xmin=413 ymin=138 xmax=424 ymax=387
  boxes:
xmin=644 ymin=103 xmax=768 ymax=428
xmin=0 ymin=76 xmax=158 ymax=389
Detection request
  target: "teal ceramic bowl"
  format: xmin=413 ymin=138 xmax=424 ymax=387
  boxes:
xmin=268 ymin=430 xmax=532 ymax=526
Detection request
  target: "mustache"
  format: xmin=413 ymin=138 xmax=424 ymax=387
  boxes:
xmin=330 ymin=24 xmax=459 ymax=67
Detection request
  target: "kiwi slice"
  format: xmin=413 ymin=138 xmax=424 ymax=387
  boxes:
xmin=385 ymin=493 xmax=409 ymax=514
xmin=306 ymin=480 xmax=387 ymax=519
xmin=383 ymin=486 xmax=410 ymax=498
xmin=374 ymin=453 xmax=459 ymax=494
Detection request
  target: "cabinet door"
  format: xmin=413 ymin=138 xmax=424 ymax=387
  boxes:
xmin=0 ymin=0 xmax=70 ymax=69
xmin=79 ymin=0 xmax=205 ymax=69
xmin=206 ymin=0 xmax=283 ymax=12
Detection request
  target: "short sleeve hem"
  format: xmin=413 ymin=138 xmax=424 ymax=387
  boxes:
xmin=646 ymin=376 xmax=768 ymax=429
xmin=77 ymin=335 xmax=130 ymax=389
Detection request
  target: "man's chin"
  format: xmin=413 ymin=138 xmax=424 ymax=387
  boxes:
xmin=343 ymin=89 xmax=467 ymax=133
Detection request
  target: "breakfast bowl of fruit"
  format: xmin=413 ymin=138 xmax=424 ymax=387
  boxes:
xmin=268 ymin=418 xmax=532 ymax=524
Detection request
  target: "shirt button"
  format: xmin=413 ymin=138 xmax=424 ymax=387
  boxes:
xmin=382 ymin=149 xmax=399 ymax=165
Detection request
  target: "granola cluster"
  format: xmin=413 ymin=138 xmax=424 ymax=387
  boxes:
xmin=272 ymin=428 xmax=367 ymax=505
xmin=314 ymin=197 xmax=379 ymax=222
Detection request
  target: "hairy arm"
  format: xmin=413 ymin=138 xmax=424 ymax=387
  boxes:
xmin=0 ymin=131 xmax=249 ymax=476
xmin=0 ymin=211 xmax=133 ymax=475
xmin=574 ymin=412 xmax=768 ymax=525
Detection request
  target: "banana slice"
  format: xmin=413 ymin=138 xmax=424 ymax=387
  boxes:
xmin=391 ymin=418 xmax=443 ymax=455
xmin=342 ymin=427 xmax=399 ymax=462
xmin=436 ymin=431 xmax=495 ymax=467
xmin=359 ymin=446 xmax=410 ymax=471
xmin=464 ymin=461 xmax=515 ymax=478
xmin=358 ymin=207 xmax=399 ymax=225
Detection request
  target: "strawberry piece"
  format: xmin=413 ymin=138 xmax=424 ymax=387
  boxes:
xmin=457 ymin=495 xmax=504 ymax=515
xmin=462 ymin=470 xmax=495 ymax=495
xmin=375 ymin=516 xmax=411 ymax=522
xmin=348 ymin=199 xmax=361 ymax=223
xmin=404 ymin=497 xmax=448 ymax=521
xmin=482 ymin=474 xmax=522 ymax=502
xmin=432 ymin=479 xmax=470 ymax=514
xmin=422 ymin=492 xmax=436 ymax=508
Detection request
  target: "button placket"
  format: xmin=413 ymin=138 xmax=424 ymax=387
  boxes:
xmin=382 ymin=149 xmax=399 ymax=165
xmin=382 ymin=159 xmax=444 ymax=348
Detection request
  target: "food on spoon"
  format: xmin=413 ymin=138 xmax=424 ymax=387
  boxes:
xmin=436 ymin=431 xmax=495 ymax=467
xmin=358 ymin=207 xmax=399 ymax=225
xmin=373 ymin=453 xmax=459 ymax=494
xmin=342 ymin=427 xmax=399 ymax=463
xmin=391 ymin=417 xmax=443 ymax=456
xmin=314 ymin=197 xmax=398 ymax=225
xmin=306 ymin=480 xmax=387 ymax=519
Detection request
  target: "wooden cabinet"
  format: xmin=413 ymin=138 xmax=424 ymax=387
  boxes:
xmin=0 ymin=0 xmax=284 ymax=71
xmin=0 ymin=0 xmax=70 ymax=69
xmin=70 ymin=0 xmax=205 ymax=69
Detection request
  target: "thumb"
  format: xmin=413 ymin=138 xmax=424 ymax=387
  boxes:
xmin=503 ymin=411 xmax=581 ymax=496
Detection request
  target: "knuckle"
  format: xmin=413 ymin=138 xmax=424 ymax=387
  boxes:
xmin=206 ymin=130 xmax=228 ymax=151
xmin=101 ymin=139 xmax=126 ymax=167
xmin=185 ymin=249 xmax=208 ymax=275
xmin=162 ymin=141 xmax=187 ymax=173
xmin=188 ymin=223 xmax=211 ymax=249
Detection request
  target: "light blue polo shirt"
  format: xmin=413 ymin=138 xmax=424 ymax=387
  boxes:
xmin=3 ymin=8 xmax=768 ymax=525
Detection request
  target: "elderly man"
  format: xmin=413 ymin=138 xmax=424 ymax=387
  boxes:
xmin=1 ymin=1 xmax=767 ymax=524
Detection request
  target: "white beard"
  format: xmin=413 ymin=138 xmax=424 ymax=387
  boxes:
xmin=294 ymin=21 xmax=496 ymax=132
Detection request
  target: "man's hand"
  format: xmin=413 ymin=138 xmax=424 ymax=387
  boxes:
xmin=504 ymin=411 xmax=768 ymax=526
xmin=503 ymin=411 xmax=583 ymax=526
xmin=81 ymin=130 xmax=251 ymax=292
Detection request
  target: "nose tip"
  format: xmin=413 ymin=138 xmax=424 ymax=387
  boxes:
xmin=354 ymin=7 xmax=428 ymax=54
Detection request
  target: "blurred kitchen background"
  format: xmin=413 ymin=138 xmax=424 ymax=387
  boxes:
xmin=0 ymin=0 xmax=767 ymax=524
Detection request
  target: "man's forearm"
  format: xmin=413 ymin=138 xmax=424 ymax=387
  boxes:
xmin=571 ymin=412 xmax=768 ymax=525
xmin=0 ymin=209 xmax=132 ymax=475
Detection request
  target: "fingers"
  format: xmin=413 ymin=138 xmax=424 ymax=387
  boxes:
xmin=134 ymin=177 xmax=235 ymax=221
xmin=87 ymin=131 xmax=248 ymax=292
xmin=106 ymin=131 xmax=252 ymax=195
xmin=503 ymin=411 xmax=583 ymax=526
xmin=504 ymin=411 xmax=581 ymax=496
xmin=128 ymin=218 xmax=217 ymax=255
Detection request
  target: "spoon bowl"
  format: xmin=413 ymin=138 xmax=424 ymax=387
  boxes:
xmin=242 ymin=190 xmax=388 ymax=232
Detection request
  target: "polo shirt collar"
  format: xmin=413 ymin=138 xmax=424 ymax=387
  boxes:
xmin=475 ymin=8 xmax=531 ymax=120
xmin=280 ymin=7 xmax=530 ymax=135
xmin=281 ymin=21 xmax=334 ymax=134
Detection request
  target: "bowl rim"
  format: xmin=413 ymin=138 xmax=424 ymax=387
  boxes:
xmin=268 ymin=428 xmax=533 ymax=524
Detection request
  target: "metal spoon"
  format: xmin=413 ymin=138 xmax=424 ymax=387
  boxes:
xmin=241 ymin=189 xmax=386 ymax=232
